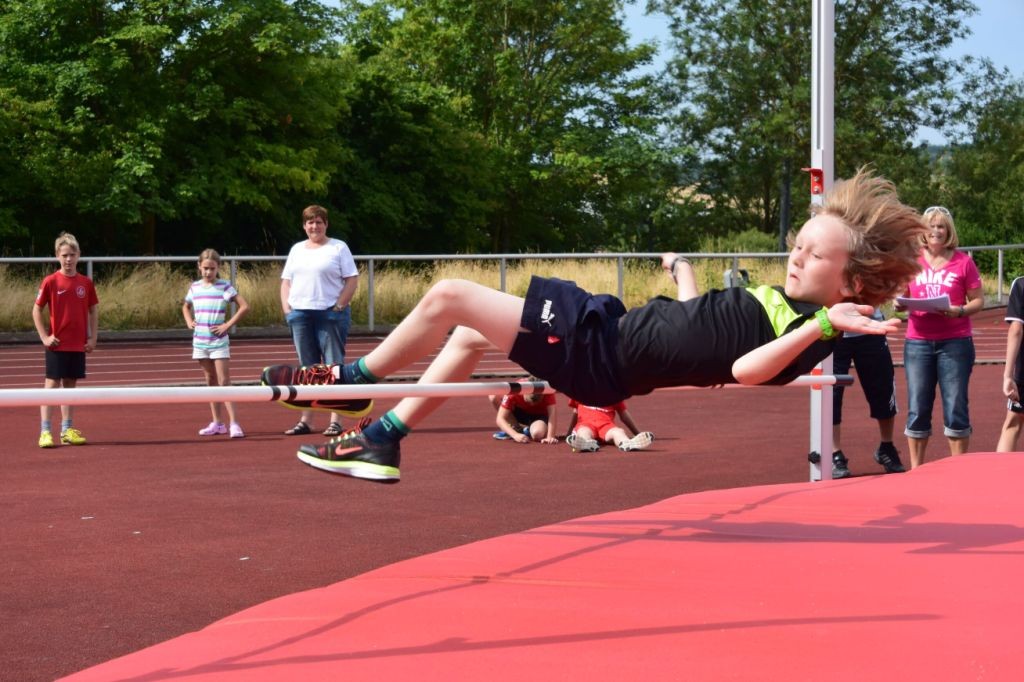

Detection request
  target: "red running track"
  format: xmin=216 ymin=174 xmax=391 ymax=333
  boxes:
xmin=0 ymin=307 xmax=1016 ymax=681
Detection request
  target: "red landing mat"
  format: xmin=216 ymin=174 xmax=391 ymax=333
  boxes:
xmin=65 ymin=453 xmax=1024 ymax=681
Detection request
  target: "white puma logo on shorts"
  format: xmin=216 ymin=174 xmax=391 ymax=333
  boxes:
xmin=540 ymin=299 xmax=556 ymax=328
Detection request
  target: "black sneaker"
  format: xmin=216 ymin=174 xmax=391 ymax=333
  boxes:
xmin=296 ymin=432 xmax=401 ymax=483
xmin=873 ymin=442 xmax=906 ymax=473
xmin=260 ymin=364 xmax=373 ymax=417
xmin=831 ymin=450 xmax=851 ymax=479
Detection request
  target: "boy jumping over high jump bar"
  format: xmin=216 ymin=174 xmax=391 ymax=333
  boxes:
xmin=263 ymin=169 xmax=927 ymax=483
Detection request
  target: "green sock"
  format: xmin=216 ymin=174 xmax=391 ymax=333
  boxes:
xmin=363 ymin=410 xmax=409 ymax=444
xmin=342 ymin=357 xmax=379 ymax=384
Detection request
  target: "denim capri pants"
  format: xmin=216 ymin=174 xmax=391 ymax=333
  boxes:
xmin=903 ymin=337 xmax=975 ymax=439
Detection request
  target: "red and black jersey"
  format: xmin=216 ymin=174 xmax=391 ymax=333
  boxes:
xmin=35 ymin=272 xmax=98 ymax=352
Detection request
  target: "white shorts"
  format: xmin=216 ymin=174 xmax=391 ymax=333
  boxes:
xmin=193 ymin=346 xmax=231 ymax=360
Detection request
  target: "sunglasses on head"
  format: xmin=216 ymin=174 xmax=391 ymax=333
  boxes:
xmin=923 ymin=206 xmax=952 ymax=217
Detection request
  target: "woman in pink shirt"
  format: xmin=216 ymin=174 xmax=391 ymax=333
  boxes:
xmin=900 ymin=206 xmax=984 ymax=468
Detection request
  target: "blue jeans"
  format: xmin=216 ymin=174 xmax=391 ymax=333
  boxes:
xmin=285 ymin=307 xmax=351 ymax=367
xmin=903 ymin=337 xmax=975 ymax=439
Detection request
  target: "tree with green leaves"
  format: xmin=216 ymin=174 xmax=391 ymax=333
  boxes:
xmin=343 ymin=0 xmax=668 ymax=252
xmin=323 ymin=49 xmax=501 ymax=255
xmin=0 ymin=0 xmax=348 ymax=255
xmin=650 ymin=0 xmax=980 ymax=244
xmin=936 ymin=68 xmax=1024 ymax=274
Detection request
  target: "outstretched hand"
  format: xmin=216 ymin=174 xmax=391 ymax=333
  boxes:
xmin=660 ymin=252 xmax=680 ymax=277
xmin=828 ymin=303 xmax=901 ymax=335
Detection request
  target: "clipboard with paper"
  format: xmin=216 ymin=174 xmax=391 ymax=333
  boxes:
xmin=896 ymin=294 xmax=950 ymax=313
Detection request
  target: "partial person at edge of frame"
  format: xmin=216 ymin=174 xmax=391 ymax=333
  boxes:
xmin=997 ymin=275 xmax=1024 ymax=452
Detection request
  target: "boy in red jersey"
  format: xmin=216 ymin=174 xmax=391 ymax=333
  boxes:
xmin=32 ymin=232 xmax=99 ymax=448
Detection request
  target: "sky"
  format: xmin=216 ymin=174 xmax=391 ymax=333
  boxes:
xmin=623 ymin=0 xmax=1024 ymax=145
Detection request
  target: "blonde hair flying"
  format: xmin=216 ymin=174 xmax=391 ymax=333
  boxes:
xmin=814 ymin=168 xmax=927 ymax=307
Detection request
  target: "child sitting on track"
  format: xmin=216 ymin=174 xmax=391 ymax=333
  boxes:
xmin=263 ymin=169 xmax=926 ymax=483
xmin=565 ymin=399 xmax=653 ymax=453
xmin=494 ymin=380 xmax=559 ymax=444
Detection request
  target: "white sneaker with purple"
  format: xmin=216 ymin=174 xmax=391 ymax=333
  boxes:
xmin=199 ymin=422 xmax=227 ymax=436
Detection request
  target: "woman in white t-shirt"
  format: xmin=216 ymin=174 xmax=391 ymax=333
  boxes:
xmin=279 ymin=204 xmax=359 ymax=436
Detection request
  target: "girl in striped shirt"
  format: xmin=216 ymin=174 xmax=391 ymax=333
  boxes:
xmin=183 ymin=248 xmax=250 ymax=437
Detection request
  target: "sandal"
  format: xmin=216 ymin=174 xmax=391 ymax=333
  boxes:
xmin=284 ymin=421 xmax=312 ymax=436
xmin=322 ymin=421 xmax=344 ymax=437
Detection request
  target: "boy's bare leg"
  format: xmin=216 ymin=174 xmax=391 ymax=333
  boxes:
xmin=390 ymin=325 xmax=503 ymax=429
xmin=317 ymin=279 xmax=522 ymax=433
xmin=606 ymin=427 xmax=629 ymax=446
xmin=40 ymin=377 xmax=59 ymax=427
xmin=997 ymin=412 xmax=1023 ymax=452
xmin=527 ymin=420 xmax=547 ymax=441
xmin=362 ymin=279 xmax=524 ymax=380
xmin=61 ymin=378 xmax=77 ymax=424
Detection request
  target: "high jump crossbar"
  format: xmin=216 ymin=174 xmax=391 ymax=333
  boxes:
xmin=0 ymin=375 xmax=853 ymax=408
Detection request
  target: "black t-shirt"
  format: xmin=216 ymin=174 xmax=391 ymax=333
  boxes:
xmin=1007 ymin=277 xmax=1024 ymax=383
xmin=615 ymin=285 xmax=835 ymax=396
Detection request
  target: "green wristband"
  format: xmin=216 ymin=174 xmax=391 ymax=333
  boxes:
xmin=815 ymin=308 xmax=839 ymax=340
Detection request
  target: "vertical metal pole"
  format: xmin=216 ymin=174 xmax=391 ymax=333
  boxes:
xmin=229 ymin=259 xmax=238 ymax=332
xmin=617 ymin=257 xmax=624 ymax=300
xmin=809 ymin=0 xmax=835 ymax=481
xmin=500 ymin=258 xmax=507 ymax=292
xmin=367 ymin=259 xmax=375 ymax=332
xmin=998 ymin=249 xmax=1004 ymax=304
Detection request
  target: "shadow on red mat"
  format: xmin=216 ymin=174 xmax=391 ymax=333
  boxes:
xmin=63 ymin=453 xmax=1024 ymax=681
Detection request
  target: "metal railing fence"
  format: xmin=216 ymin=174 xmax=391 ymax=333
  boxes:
xmin=3 ymin=245 xmax=1022 ymax=332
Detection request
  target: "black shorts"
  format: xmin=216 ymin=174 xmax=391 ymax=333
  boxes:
xmin=512 ymin=407 xmax=548 ymax=425
xmin=1010 ymin=370 xmax=1024 ymax=413
xmin=831 ymin=334 xmax=896 ymax=424
xmin=509 ymin=276 xmax=629 ymax=405
xmin=45 ymin=349 xmax=86 ymax=380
